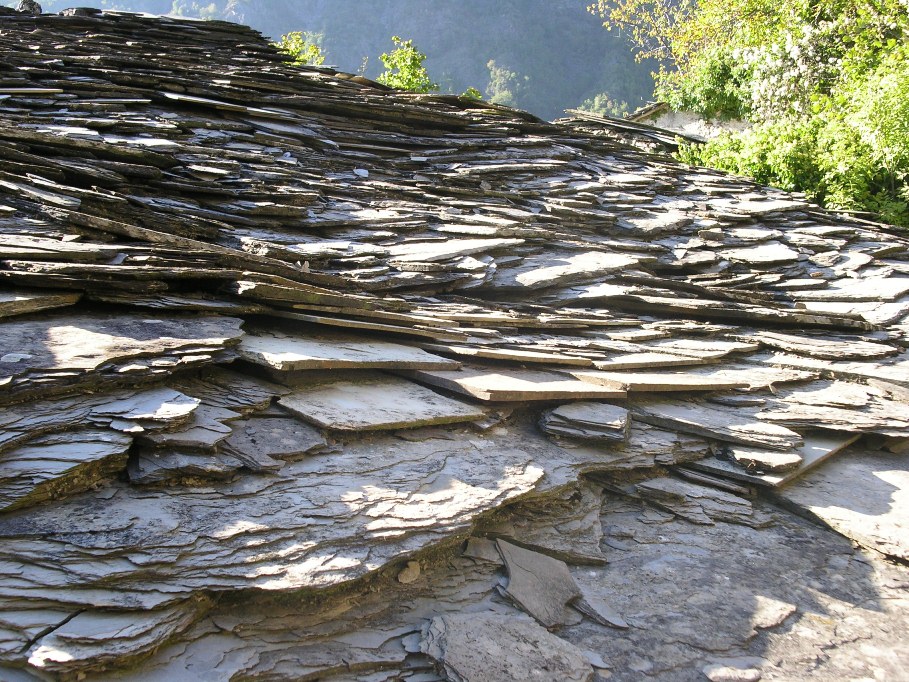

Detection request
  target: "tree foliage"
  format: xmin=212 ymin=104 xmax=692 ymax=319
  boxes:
xmin=376 ymin=36 xmax=438 ymax=93
xmin=484 ymin=60 xmax=529 ymax=106
xmin=592 ymin=0 xmax=909 ymax=226
xmin=274 ymin=31 xmax=325 ymax=66
xmin=577 ymin=91 xmax=629 ymax=118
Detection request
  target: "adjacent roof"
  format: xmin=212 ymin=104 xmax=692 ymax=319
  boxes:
xmin=0 ymin=8 xmax=907 ymax=681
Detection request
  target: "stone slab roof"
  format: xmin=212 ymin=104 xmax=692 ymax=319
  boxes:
xmin=0 ymin=8 xmax=907 ymax=681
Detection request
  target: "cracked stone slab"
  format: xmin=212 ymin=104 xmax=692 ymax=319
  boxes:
xmin=237 ymin=329 xmax=459 ymax=371
xmin=27 ymin=599 xmax=209 ymax=677
xmin=0 ymin=416 xmax=608 ymax=674
xmin=278 ymin=374 xmax=485 ymax=431
xmin=486 ymin=250 xmax=643 ymax=291
xmin=220 ymin=414 xmax=326 ymax=463
xmin=420 ymin=613 xmax=593 ymax=682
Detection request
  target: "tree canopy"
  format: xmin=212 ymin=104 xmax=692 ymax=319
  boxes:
xmin=591 ymin=0 xmax=909 ymax=226
xmin=274 ymin=31 xmax=325 ymax=67
xmin=376 ymin=36 xmax=438 ymax=93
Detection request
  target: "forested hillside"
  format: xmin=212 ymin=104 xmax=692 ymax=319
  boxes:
xmin=11 ymin=0 xmax=657 ymax=120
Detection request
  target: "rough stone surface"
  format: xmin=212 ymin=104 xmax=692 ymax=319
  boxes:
xmin=421 ymin=613 xmax=594 ymax=682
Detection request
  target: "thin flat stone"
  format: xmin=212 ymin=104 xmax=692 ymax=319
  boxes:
xmin=632 ymin=399 xmax=803 ymax=450
xmin=220 ymin=415 xmax=326 ymax=463
xmin=0 ymin=430 xmax=132 ymax=512
xmin=487 ymin=251 xmax=642 ymax=291
xmin=405 ymin=366 xmax=626 ymax=402
xmin=238 ymin=330 xmax=459 ymax=371
xmin=496 ymin=539 xmax=581 ymax=627
xmin=278 ymin=375 xmax=485 ymax=431
xmin=0 ymin=290 xmax=81 ymax=318
xmin=747 ymin=331 xmax=899 ymax=360
xmin=569 ymin=369 xmax=750 ymax=392
xmin=687 ymin=432 xmax=860 ymax=487
xmin=541 ymin=402 xmax=629 ymax=442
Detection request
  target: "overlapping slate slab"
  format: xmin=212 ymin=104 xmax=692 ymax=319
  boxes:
xmin=279 ymin=374 xmax=485 ymax=431
xmin=686 ymin=432 xmax=860 ymax=487
xmin=0 ymin=8 xmax=908 ymax=680
xmin=540 ymin=401 xmax=630 ymax=442
xmin=0 ymin=429 xmax=132 ymax=512
xmin=486 ymin=251 xmax=643 ymax=291
xmin=238 ymin=329 xmax=459 ymax=371
xmin=405 ymin=365 xmax=627 ymax=401
xmin=0 ymin=290 xmax=80 ymax=318
xmin=0 ymin=313 xmax=243 ymax=401
xmin=632 ymin=398 xmax=804 ymax=450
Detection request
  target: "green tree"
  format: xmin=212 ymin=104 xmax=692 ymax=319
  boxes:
xmin=485 ymin=60 xmax=529 ymax=107
xmin=577 ymin=91 xmax=629 ymax=118
xmin=592 ymin=0 xmax=909 ymax=226
xmin=376 ymin=36 xmax=438 ymax=93
xmin=274 ymin=31 xmax=326 ymax=67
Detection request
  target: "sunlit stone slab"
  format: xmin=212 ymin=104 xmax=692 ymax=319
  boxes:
xmin=238 ymin=330 xmax=459 ymax=371
xmin=405 ymin=366 xmax=626 ymax=402
xmin=279 ymin=375 xmax=485 ymax=431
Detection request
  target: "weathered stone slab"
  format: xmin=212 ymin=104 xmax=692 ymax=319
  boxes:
xmin=0 ymin=428 xmax=554 ymax=624
xmin=569 ymin=369 xmax=750 ymax=392
xmin=420 ymin=613 xmax=593 ymax=682
xmin=687 ymin=432 xmax=860 ymax=487
xmin=496 ymin=539 xmax=581 ymax=628
xmin=278 ymin=374 xmax=485 ymax=431
xmin=387 ymin=237 xmax=523 ymax=262
xmin=632 ymin=399 xmax=804 ymax=450
xmin=27 ymin=601 xmax=207 ymax=676
xmin=730 ymin=447 xmax=803 ymax=473
xmin=138 ymin=405 xmax=240 ymax=451
xmin=720 ymin=241 xmax=800 ymax=265
xmin=778 ymin=447 xmax=909 ymax=559
xmin=405 ymin=366 xmax=626 ymax=402
xmin=593 ymin=351 xmax=721 ymax=371
xmin=421 ymin=342 xmax=594 ymax=366
xmin=540 ymin=401 xmax=629 ymax=442
xmin=238 ymin=329 xmax=459 ymax=371
xmin=486 ymin=251 xmax=641 ymax=291
xmin=747 ymin=331 xmax=899 ymax=360
xmin=0 ymin=313 xmax=243 ymax=400
xmin=220 ymin=415 xmax=326 ymax=463
xmin=635 ymin=477 xmax=756 ymax=526
xmin=0 ymin=430 xmax=132 ymax=512
xmin=790 ymin=277 xmax=909 ymax=302
xmin=0 ymin=290 xmax=80 ymax=318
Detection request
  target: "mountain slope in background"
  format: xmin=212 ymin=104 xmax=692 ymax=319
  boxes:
xmin=9 ymin=0 xmax=656 ymax=119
